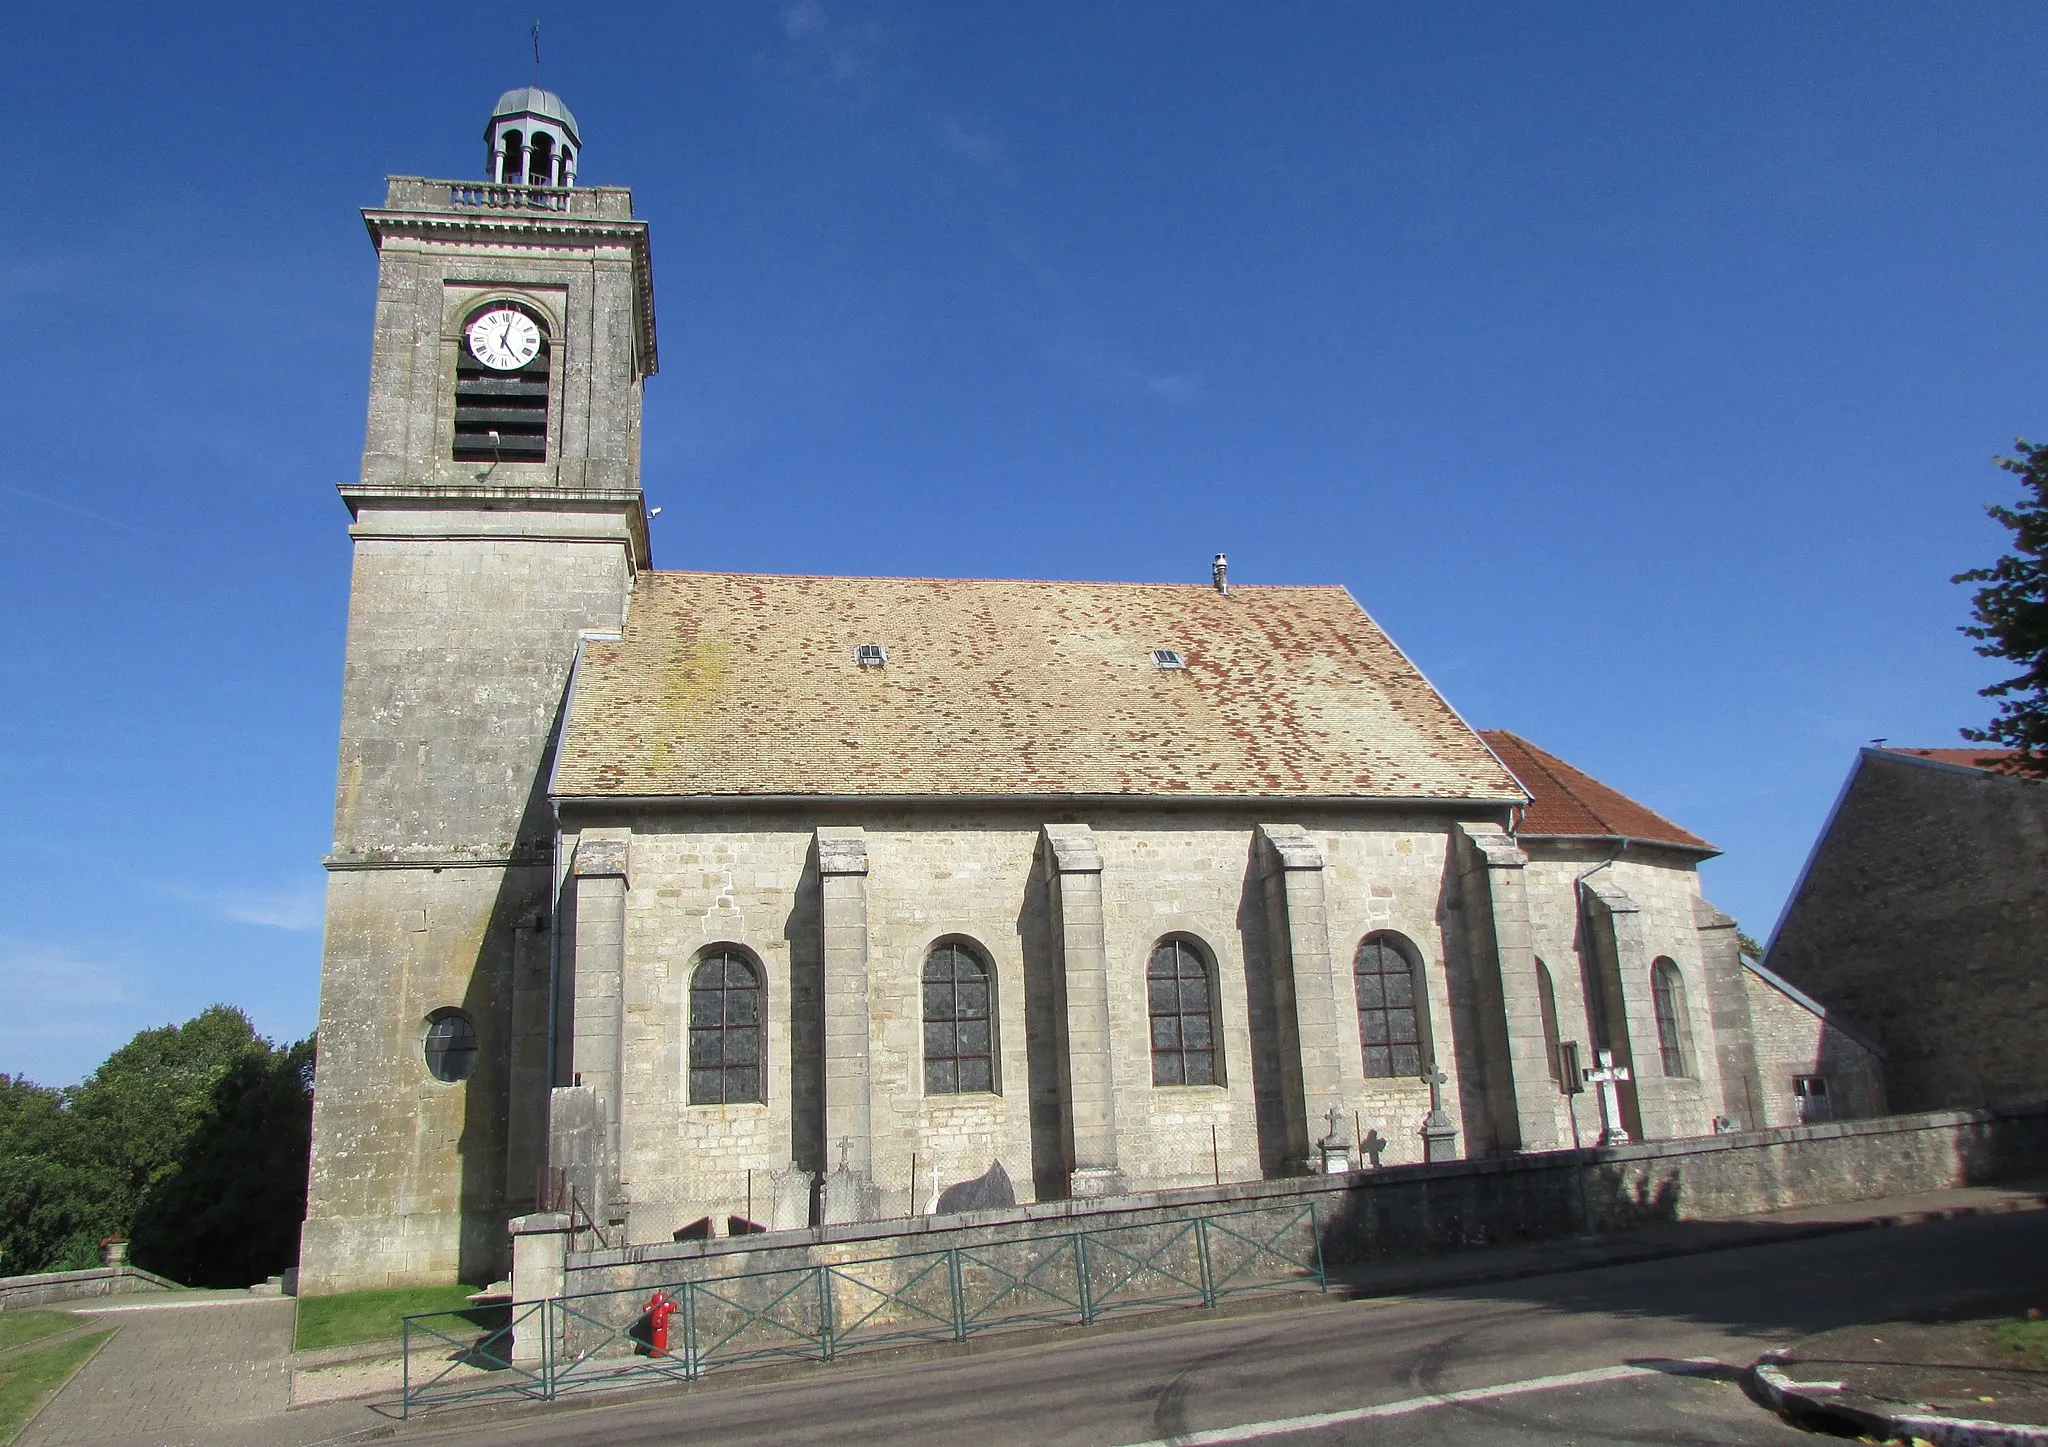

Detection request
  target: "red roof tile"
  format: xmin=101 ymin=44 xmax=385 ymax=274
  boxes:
xmin=1479 ymin=731 xmax=1715 ymax=854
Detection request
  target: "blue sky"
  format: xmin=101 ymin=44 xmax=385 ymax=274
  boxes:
xmin=3 ymin=4 xmax=2041 ymax=1085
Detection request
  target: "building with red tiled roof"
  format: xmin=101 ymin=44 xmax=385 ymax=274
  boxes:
xmin=1764 ymin=746 xmax=2048 ymax=1113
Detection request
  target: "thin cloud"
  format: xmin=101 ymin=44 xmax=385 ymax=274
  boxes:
xmin=215 ymin=877 xmax=326 ymax=933
xmin=0 ymin=940 xmax=134 ymax=1010
xmin=934 ymin=115 xmax=1001 ymax=166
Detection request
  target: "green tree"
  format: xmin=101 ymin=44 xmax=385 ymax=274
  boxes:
xmin=129 ymin=1037 xmax=314 ymax=1287
xmin=0 ymin=1007 xmax=314 ymax=1283
xmin=0 ymin=1074 xmax=111 ymax=1273
xmin=1737 ymin=931 xmax=1764 ymax=962
xmin=1955 ymin=440 xmax=2048 ymax=774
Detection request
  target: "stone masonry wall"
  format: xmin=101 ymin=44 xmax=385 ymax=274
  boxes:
xmin=1766 ymin=751 xmax=2048 ymax=1112
xmin=1743 ymin=968 xmax=1886 ymax=1129
xmin=558 ymin=1103 xmax=2048 ymax=1303
xmin=569 ymin=806 xmax=1495 ymax=1244
xmin=1521 ymin=846 xmax=1726 ymax=1143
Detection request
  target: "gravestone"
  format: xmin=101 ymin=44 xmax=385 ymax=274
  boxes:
xmin=1317 ymin=1106 xmax=1354 ymax=1174
xmin=768 ymin=1164 xmax=816 ymax=1231
xmin=823 ymin=1138 xmax=878 ymax=1224
xmin=1583 ymin=1050 xmax=1633 ymax=1146
xmin=1419 ymin=1063 xmax=1459 ymax=1163
xmin=935 ymin=1159 xmax=1017 ymax=1215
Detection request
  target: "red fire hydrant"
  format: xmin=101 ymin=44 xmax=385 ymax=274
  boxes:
xmin=645 ymin=1290 xmax=678 ymax=1357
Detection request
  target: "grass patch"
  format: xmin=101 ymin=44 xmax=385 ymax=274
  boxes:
xmin=0 ymin=1313 xmax=82 ymax=1354
xmin=294 ymin=1285 xmax=496 ymax=1352
xmin=0 ymin=1331 xmax=111 ymax=1443
xmin=1992 ymin=1317 xmax=2048 ymax=1368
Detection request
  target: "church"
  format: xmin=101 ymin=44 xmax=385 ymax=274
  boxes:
xmin=299 ymin=90 xmax=1873 ymax=1294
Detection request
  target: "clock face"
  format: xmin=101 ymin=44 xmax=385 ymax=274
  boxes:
xmin=466 ymin=308 xmax=542 ymax=371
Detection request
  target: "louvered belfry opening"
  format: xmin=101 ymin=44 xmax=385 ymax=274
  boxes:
xmin=453 ymin=307 xmax=550 ymax=463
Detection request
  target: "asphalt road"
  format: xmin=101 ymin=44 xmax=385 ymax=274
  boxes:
xmin=400 ymin=1208 xmax=2048 ymax=1446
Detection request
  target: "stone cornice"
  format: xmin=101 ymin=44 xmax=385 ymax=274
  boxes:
xmin=362 ymin=205 xmax=658 ymax=377
xmin=337 ymin=482 xmax=651 ymax=567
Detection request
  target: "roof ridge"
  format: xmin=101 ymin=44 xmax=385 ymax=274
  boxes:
xmin=643 ymin=569 xmax=1350 ymax=591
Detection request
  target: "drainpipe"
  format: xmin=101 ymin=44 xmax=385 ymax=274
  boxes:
xmin=1575 ymin=844 xmax=1628 ymax=1053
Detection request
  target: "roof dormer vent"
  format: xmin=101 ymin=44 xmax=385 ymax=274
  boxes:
xmin=1152 ymin=649 xmax=1187 ymax=669
xmin=854 ymin=643 xmax=887 ymax=667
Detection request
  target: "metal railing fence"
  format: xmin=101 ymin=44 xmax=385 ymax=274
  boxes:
xmin=397 ymin=1200 xmax=1324 ymax=1416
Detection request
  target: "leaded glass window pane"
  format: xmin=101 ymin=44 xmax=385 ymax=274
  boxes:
xmin=1355 ymin=937 xmax=1424 ymax=1080
xmin=1651 ymin=959 xmax=1692 ymax=1077
xmin=923 ymin=942 xmax=995 ymax=1094
xmin=423 ymin=1010 xmax=477 ymax=1083
xmin=688 ymin=951 xmax=763 ymax=1104
xmin=1148 ymin=939 xmax=1220 ymax=1087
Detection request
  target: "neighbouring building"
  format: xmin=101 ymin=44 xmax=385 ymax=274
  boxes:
xmin=298 ymin=92 xmax=1877 ymax=1294
xmin=1764 ymin=746 xmax=2048 ymax=1114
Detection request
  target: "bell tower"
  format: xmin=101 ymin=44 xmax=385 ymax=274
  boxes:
xmin=301 ymin=91 xmax=657 ymax=1293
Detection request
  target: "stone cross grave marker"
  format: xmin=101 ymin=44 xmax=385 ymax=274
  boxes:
xmin=1583 ymin=1050 xmax=1632 ymax=1145
xmin=1318 ymin=1105 xmax=1353 ymax=1173
xmin=1420 ymin=1061 xmax=1459 ymax=1163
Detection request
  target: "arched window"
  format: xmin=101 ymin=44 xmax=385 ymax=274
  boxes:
xmin=1535 ymin=959 xmax=1562 ymax=1082
xmin=689 ymin=950 xmax=762 ymax=1104
xmin=922 ymin=941 xmax=994 ymax=1094
xmin=558 ymin=146 xmax=574 ymax=184
xmin=1147 ymin=938 xmax=1218 ymax=1086
xmin=423 ymin=1008 xmax=477 ymax=1083
xmin=528 ymin=133 xmax=554 ymax=186
xmin=1354 ymin=934 xmax=1424 ymax=1078
xmin=499 ymin=130 xmax=522 ymax=184
xmin=1650 ymin=958 xmax=1693 ymax=1078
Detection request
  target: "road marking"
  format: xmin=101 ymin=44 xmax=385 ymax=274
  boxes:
xmin=1112 ymin=1363 xmax=1659 ymax=1445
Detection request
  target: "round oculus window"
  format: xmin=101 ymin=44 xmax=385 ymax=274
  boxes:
xmin=423 ymin=1009 xmax=478 ymax=1083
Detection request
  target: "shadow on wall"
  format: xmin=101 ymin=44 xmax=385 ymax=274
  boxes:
xmin=1017 ymin=848 xmax=1071 ymax=1205
xmin=457 ymin=756 xmax=564 ymax=1286
xmin=783 ymin=847 xmax=825 ymax=1192
xmin=1313 ymin=1104 xmax=2048 ymax=1278
xmin=1236 ymin=844 xmax=1300 ymax=1179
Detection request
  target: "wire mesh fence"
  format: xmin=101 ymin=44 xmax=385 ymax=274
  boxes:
xmin=397 ymin=1199 xmax=1325 ymax=1416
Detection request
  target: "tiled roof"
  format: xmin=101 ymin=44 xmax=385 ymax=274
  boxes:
xmin=553 ymin=571 xmax=1527 ymax=802
xmin=1478 ymin=730 xmax=1715 ymax=854
xmin=1879 ymin=746 xmax=2025 ymax=773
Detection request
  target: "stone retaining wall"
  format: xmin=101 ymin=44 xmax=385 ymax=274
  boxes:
xmin=0 ymin=1265 xmax=179 ymax=1311
xmin=556 ymin=1103 xmax=2048 ymax=1300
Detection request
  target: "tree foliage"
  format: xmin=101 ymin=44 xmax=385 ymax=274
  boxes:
xmin=1955 ymin=440 xmax=2048 ymax=774
xmin=0 ymin=1007 xmax=313 ymax=1286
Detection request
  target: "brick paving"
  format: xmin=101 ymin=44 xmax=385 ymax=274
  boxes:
xmin=13 ymin=1296 xmax=366 ymax=1447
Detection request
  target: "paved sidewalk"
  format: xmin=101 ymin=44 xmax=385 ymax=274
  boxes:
xmin=14 ymin=1296 xmax=370 ymax=1447
xmin=1755 ymin=1311 xmax=2048 ymax=1444
xmin=1326 ymin=1178 xmax=2048 ymax=1300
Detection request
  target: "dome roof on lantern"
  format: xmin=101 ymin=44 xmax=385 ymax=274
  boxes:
xmin=490 ymin=87 xmax=580 ymax=143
